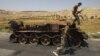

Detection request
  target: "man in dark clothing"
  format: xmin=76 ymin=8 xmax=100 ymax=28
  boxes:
xmin=72 ymin=2 xmax=82 ymax=25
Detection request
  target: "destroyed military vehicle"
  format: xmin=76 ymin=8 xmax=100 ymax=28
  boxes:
xmin=8 ymin=20 xmax=88 ymax=47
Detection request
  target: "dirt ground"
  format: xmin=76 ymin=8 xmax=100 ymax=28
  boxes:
xmin=0 ymin=32 xmax=100 ymax=56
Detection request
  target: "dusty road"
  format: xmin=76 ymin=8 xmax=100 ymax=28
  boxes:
xmin=0 ymin=32 xmax=100 ymax=56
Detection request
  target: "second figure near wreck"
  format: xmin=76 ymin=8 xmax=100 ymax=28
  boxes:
xmin=72 ymin=2 xmax=82 ymax=25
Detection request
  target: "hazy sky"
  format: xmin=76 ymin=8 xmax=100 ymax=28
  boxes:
xmin=0 ymin=0 xmax=100 ymax=11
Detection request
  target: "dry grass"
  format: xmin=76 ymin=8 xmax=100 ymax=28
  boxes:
xmin=79 ymin=19 xmax=100 ymax=32
xmin=0 ymin=18 xmax=100 ymax=33
xmin=0 ymin=8 xmax=100 ymax=32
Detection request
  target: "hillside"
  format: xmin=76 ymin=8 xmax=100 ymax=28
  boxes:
xmin=0 ymin=8 xmax=100 ymax=32
xmin=0 ymin=8 xmax=100 ymax=20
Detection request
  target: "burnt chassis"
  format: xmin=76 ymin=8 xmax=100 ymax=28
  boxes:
xmin=9 ymin=23 xmax=88 ymax=47
xmin=66 ymin=27 xmax=88 ymax=47
xmin=9 ymin=24 xmax=65 ymax=46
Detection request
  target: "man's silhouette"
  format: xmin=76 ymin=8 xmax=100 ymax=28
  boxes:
xmin=72 ymin=2 xmax=82 ymax=25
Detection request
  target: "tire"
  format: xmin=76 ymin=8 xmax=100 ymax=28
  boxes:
xmin=40 ymin=34 xmax=51 ymax=46
xmin=52 ymin=35 xmax=61 ymax=46
xmin=30 ymin=34 xmax=39 ymax=45
xmin=19 ymin=34 xmax=26 ymax=44
xmin=9 ymin=34 xmax=17 ymax=43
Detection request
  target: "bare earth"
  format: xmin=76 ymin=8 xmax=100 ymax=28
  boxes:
xmin=0 ymin=32 xmax=100 ymax=56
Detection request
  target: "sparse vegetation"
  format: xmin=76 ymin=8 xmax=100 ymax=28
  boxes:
xmin=0 ymin=8 xmax=100 ymax=33
xmin=92 ymin=34 xmax=100 ymax=39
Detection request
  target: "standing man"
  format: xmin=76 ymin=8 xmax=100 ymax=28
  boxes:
xmin=53 ymin=23 xmax=70 ymax=56
xmin=72 ymin=2 xmax=82 ymax=25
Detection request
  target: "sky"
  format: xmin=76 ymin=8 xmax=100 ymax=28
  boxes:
xmin=0 ymin=0 xmax=100 ymax=11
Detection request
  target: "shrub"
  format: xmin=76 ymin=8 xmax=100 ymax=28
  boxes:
xmin=92 ymin=34 xmax=100 ymax=39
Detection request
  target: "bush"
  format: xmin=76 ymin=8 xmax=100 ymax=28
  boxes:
xmin=92 ymin=34 xmax=100 ymax=39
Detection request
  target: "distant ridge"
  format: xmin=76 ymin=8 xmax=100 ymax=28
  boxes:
xmin=20 ymin=11 xmax=49 ymax=12
xmin=0 ymin=8 xmax=100 ymax=20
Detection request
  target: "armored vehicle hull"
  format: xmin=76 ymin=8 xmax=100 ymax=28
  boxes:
xmin=9 ymin=20 xmax=66 ymax=46
xmin=9 ymin=20 xmax=88 ymax=47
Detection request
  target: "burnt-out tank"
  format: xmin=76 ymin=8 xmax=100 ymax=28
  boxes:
xmin=8 ymin=20 xmax=88 ymax=47
xmin=8 ymin=20 xmax=67 ymax=46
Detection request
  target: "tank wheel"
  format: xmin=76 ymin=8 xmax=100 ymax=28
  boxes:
xmin=40 ymin=35 xmax=51 ymax=46
xmin=30 ymin=37 xmax=39 ymax=45
xmin=9 ymin=34 xmax=17 ymax=43
xmin=52 ymin=35 xmax=61 ymax=46
xmin=19 ymin=34 xmax=26 ymax=44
